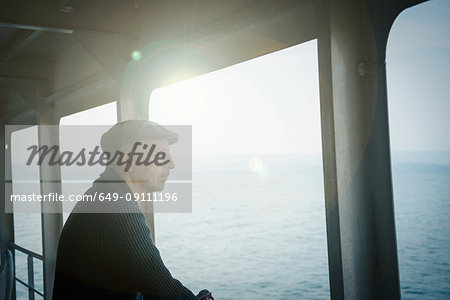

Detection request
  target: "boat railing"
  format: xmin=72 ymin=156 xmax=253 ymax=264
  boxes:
xmin=12 ymin=243 xmax=45 ymax=299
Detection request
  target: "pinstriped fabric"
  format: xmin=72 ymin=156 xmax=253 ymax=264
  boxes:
xmin=54 ymin=167 xmax=199 ymax=299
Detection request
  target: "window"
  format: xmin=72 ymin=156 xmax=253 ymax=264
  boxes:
xmin=387 ymin=1 xmax=450 ymax=298
xmin=149 ymin=40 xmax=329 ymax=298
xmin=11 ymin=125 xmax=44 ymax=298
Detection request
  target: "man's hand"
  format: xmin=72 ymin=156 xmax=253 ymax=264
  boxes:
xmin=196 ymin=289 xmax=214 ymax=300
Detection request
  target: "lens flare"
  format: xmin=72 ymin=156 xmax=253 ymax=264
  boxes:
xmin=258 ymin=166 xmax=270 ymax=179
xmin=132 ymin=50 xmax=142 ymax=61
xmin=248 ymin=157 xmax=263 ymax=172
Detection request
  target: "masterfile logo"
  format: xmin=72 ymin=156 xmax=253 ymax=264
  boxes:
xmin=26 ymin=142 xmax=171 ymax=172
xmin=5 ymin=124 xmax=192 ymax=213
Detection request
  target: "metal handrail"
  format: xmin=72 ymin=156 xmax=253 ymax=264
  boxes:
xmin=15 ymin=278 xmax=45 ymax=298
xmin=12 ymin=244 xmax=43 ymax=261
xmin=12 ymin=243 xmax=45 ymax=299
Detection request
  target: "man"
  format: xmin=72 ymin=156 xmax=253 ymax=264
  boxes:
xmin=53 ymin=120 xmax=213 ymax=300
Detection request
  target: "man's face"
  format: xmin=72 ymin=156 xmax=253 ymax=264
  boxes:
xmin=127 ymin=139 xmax=174 ymax=192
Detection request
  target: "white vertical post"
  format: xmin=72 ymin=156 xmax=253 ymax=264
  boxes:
xmin=316 ymin=0 xmax=344 ymax=298
xmin=36 ymin=85 xmax=63 ymax=299
xmin=1 ymin=124 xmax=16 ymax=298
xmin=317 ymin=0 xmax=400 ymax=298
xmin=117 ymin=68 xmax=155 ymax=242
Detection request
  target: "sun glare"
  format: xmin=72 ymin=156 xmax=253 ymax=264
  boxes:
xmin=149 ymin=40 xmax=321 ymax=156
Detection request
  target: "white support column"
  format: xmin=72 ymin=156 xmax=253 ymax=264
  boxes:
xmin=117 ymin=65 xmax=152 ymax=122
xmin=1 ymin=125 xmax=14 ymax=246
xmin=36 ymin=85 xmax=63 ymax=299
xmin=316 ymin=0 xmax=344 ymax=298
xmin=117 ymin=64 xmax=155 ymax=242
xmin=1 ymin=125 xmax=15 ymax=300
xmin=317 ymin=0 xmax=400 ymax=299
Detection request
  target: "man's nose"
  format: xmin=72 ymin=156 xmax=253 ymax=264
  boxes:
xmin=166 ymin=154 xmax=175 ymax=169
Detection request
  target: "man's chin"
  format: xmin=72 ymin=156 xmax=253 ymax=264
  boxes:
xmin=147 ymin=182 xmax=165 ymax=192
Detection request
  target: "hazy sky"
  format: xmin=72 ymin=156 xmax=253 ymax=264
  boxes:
xmin=58 ymin=0 xmax=449 ymax=156
xmin=386 ymin=0 xmax=450 ymax=152
xmin=149 ymin=39 xmax=321 ymax=156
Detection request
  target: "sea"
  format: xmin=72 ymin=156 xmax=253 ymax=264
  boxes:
xmin=9 ymin=152 xmax=450 ymax=299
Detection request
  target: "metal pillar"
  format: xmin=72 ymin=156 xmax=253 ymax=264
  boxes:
xmin=1 ymin=125 xmax=13 ymax=250
xmin=1 ymin=123 xmax=16 ymax=299
xmin=117 ymin=64 xmax=155 ymax=242
xmin=317 ymin=0 xmax=402 ymax=298
xmin=36 ymin=86 xmax=63 ymax=299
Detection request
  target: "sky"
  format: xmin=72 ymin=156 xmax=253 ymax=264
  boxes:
xmin=149 ymin=40 xmax=321 ymax=156
xmin=386 ymin=0 xmax=450 ymax=152
xmin=54 ymin=0 xmax=449 ymax=156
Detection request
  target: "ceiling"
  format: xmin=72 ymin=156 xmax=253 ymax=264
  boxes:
xmin=0 ymin=0 xmax=425 ymax=122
